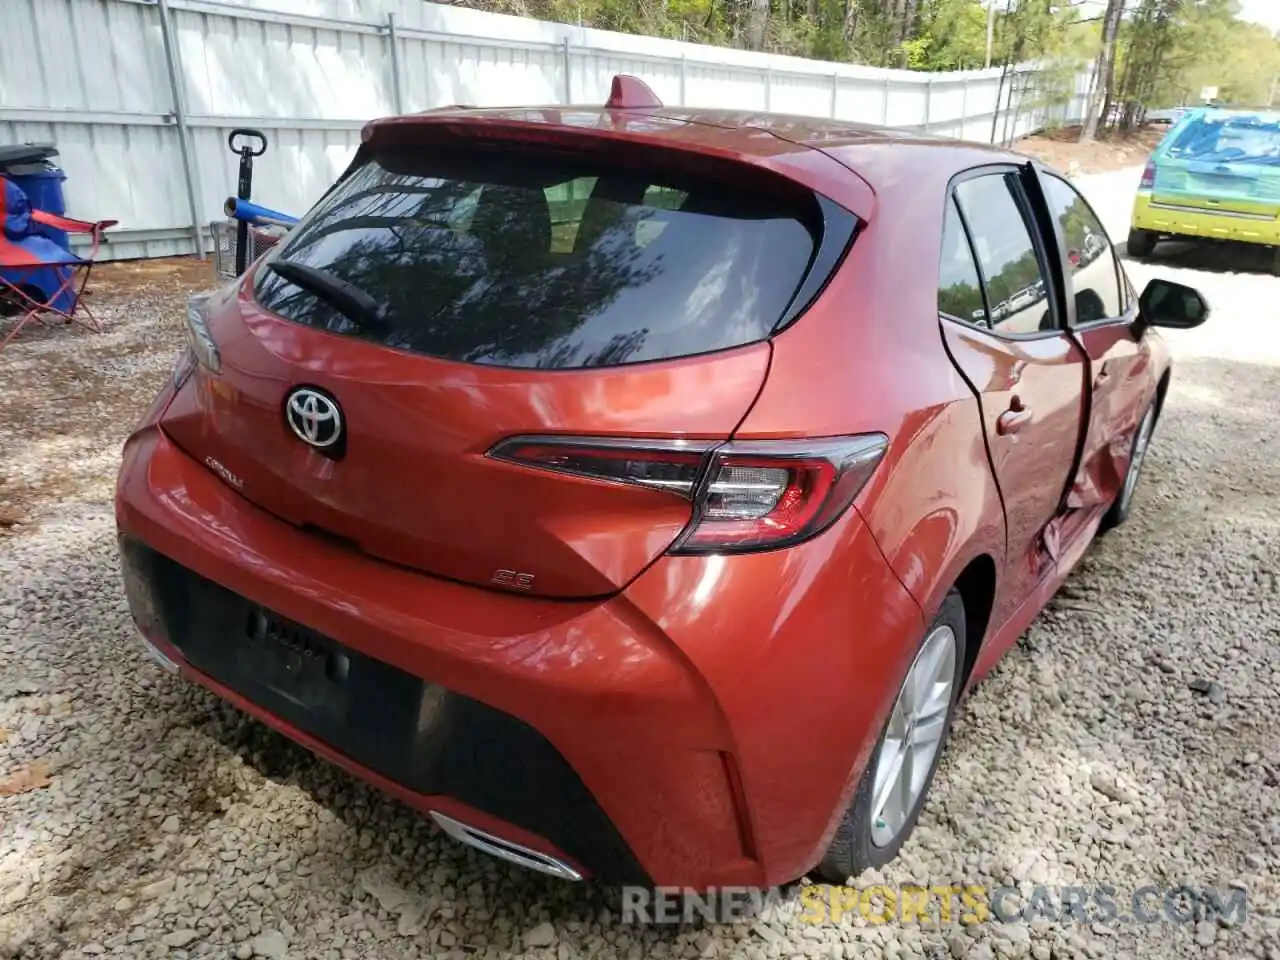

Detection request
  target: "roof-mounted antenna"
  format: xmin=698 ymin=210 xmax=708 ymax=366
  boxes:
xmin=605 ymin=75 xmax=663 ymax=110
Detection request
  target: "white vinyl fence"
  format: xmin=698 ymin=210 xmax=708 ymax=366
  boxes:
xmin=0 ymin=0 xmax=1092 ymax=261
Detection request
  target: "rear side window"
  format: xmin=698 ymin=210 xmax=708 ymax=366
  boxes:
xmin=938 ymin=198 xmax=987 ymax=325
xmin=253 ymin=145 xmax=821 ymax=369
xmin=954 ymin=174 xmax=1055 ymax=335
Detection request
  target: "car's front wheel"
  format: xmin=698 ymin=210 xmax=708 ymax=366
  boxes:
xmin=815 ymin=591 xmax=967 ymax=883
xmin=1127 ymin=228 xmax=1157 ymax=258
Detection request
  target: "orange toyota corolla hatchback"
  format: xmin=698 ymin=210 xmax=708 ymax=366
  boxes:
xmin=116 ymin=77 xmax=1207 ymax=889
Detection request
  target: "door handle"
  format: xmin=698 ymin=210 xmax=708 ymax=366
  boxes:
xmin=996 ymin=396 xmax=1032 ymax=436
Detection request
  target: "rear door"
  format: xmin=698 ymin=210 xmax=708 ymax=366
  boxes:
xmin=1037 ymin=171 xmax=1148 ymax=511
xmin=938 ymin=167 xmax=1087 ymax=626
xmin=161 ymin=131 xmax=851 ymax=598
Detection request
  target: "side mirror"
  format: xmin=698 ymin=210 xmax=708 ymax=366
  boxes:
xmin=1137 ymin=278 xmax=1209 ymax=330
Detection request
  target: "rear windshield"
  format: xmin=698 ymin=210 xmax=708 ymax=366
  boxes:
xmin=252 ymin=142 xmax=820 ymax=369
xmin=1167 ymin=115 xmax=1280 ymax=166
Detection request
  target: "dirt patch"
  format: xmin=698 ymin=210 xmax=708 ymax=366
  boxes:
xmin=86 ymin=256 xmax=217 ymax=301
xmin=1017 ymin=123 xmax=1167 ymax=174
xmin=0 ymin=257 xmax=212 ymax=534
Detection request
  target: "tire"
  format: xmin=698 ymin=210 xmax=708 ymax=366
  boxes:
xmin=815 ymin=591 xmax=968 ymax=884
xmin=1127 ymin=228 xmax=1157 ymax=258
xmin=1100 ymin=398 xmax=1157 ymax=532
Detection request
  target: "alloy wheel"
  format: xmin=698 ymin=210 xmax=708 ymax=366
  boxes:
xmin=869 ymin=624 xmax=957 ymax=848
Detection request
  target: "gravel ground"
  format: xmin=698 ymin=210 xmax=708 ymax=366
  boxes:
xmin=2 ymin=172 xmax=1279 ymax=960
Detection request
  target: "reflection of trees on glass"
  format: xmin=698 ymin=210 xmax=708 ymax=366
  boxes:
xmin=264 ymin=192 xmax=656 ymax=365
xmin=1049 ymin=190 xmax=1106 ymax=272
xmin=938 ymin=200 xmax=986 ymax=323
xmin=254 ymin=151 xmax=813 ymax=369
xmin=1057 ymin=199 xmax=1095 ymax=254
xmin=1041 ymin=176 xmax=1121 ymax=322
xmin=954 ymin=175 xmax=1052 ymax=333
xmin=983 ymin=248 xmax=1043 ymax=307
xmin=939 ymin=281 xmax=984 ymax=322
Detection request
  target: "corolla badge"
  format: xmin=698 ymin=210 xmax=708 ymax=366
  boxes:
xmin=203 ymin=456 xmax=243 ymax=490
xmin=285 ymin=387 xmax=343 ymax=449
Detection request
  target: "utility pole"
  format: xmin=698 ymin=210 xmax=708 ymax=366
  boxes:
xmin=985 ymin=0 xmax=997 ymax=68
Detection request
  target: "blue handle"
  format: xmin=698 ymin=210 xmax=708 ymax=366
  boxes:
xmin=223 ymin=197 xmax=299 ymax=226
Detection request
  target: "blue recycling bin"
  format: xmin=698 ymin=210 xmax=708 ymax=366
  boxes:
xmin=1 ymin=144 xmax=74 ymax=312
xmin=0 ymin=144 xmax=69 ymax=251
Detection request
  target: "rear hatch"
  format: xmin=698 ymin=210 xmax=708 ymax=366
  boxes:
xmin=161 ymin=120 xmax=853 ymax=598
xmin=1154 ymin=112 xmax=1280 ymax=216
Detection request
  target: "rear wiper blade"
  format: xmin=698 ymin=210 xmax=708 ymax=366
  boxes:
xmin=267 ymin=260 xmax=387 ymax=332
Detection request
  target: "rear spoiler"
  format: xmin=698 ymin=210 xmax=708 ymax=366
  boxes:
xmin=399 ymin=74 xmax=661 ymax=120
xmin=320 ymin=73 xmax=872 ymax=231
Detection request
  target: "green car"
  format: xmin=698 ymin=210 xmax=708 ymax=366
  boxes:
xmin=1129 ymin=107 xmax=1280 ymax=272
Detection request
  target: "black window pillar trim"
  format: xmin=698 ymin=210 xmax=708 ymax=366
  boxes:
xmin=771 ymin=193 xmax=860 ymax=335
xmin=1014 ymin=160 xmax=1077 ymax=332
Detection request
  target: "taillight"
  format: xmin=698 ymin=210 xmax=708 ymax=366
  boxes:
xmin=488 ymin=434 xmax=887 ymax=554
xmin=674 ymin=436 xmax=887 ymax=553
xmin=1140 ymin=160 xmax=1156 ymax=190
xmin=488 ymin=436 xmax=715 ymax=498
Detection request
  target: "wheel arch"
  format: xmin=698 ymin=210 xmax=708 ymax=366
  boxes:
xmin=1153 ymin=365 xmax=1172 ymax=422
xmin=951 ymin=553 xmax=998 ymax=687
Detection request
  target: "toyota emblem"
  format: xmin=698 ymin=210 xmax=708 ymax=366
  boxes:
xmin=285 ymin=387 xmax=343 ymax=450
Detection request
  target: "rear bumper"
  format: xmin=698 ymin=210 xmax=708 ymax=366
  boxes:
xmin=115 ymin=425 xmax=924 ymax=888
xmin=1131 ymin=193 xmax=1280 ymax=244
xmin=119 ymin=534 xmax=646 ymax=883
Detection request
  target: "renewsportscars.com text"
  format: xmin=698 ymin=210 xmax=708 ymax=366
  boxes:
xmin=620 ymin=883 xmax=1248 ymax=927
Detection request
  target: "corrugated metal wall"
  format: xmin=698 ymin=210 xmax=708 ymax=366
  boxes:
xmin=0 ymin=0 xmax=1091 ymax=261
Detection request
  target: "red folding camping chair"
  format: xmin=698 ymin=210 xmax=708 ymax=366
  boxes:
xmin=0 ymin=176 xmax=116 ymax=353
